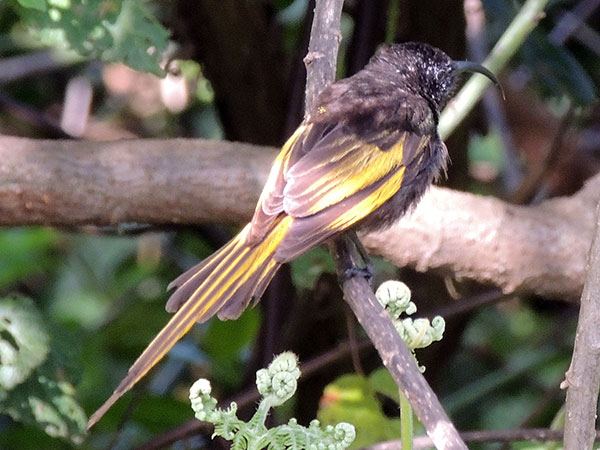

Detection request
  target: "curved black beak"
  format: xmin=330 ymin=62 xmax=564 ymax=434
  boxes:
xmin=452 ymin=61 xmax=505 ymax=99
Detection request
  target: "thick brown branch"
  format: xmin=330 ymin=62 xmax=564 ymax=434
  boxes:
xmin=0 ymin=135 xmax=596 ymax=301
xmin=360 ymin=177 xmax=598 ymax=302
xmin=0 ymin=135 xmax=273 ymax=227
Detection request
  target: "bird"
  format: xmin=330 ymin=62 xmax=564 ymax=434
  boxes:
xmin=88 ymin=41 xmax=499 ymax=427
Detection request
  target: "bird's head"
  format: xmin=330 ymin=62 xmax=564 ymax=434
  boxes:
xmin=368 ymin=42 xmax=501 ymax=111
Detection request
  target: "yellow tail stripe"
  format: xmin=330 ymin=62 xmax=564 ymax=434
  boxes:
xmin=139 ymin=217 xmax=292 ymax=367
xmin=135 ymin=217 xmax=293 ymax=369
xmin=87 ymin=216 xmax=293 ymax=429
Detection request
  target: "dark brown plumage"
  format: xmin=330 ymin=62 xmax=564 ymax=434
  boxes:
xmin=88 ymin=42 xmax=498 ymax=428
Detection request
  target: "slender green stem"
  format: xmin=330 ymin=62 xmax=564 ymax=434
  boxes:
xmin=385 ymin=0 xmax=400 ymax=43
xmin=399 ymin=390 xmax=414 ymax=450
xmin=544 ymin=405 xmax=565 ymax=450
xmin=438 ymin=0 xmax=549 ymax=140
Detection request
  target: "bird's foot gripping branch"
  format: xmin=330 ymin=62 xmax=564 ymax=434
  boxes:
xmin=189 ymin=352 xmax=356 ymax=450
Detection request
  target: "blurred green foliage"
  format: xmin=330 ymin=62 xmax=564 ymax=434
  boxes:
xmin=291 ymin=247 xmax=336 ymax=290
xmin=317 ymin=370 xmax=402 ymax=449
xmin=483 ymin=0 xmax=597 ymax=105
xmin=0 ymin=229 xmax=257 ymax=448
xmin=468 ymin=130 xmax=505 ymax=176
xmin=441 ymin=304 xmax=573 ymax=439
xmin=0 ymin=228 xmax=60 ymax=286
xmin=10 ymin=0 xmax=169 ymax=75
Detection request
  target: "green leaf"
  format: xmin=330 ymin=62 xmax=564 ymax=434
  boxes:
xmin=468 ymin=130 xmax=505 ymax=173
xmin=49 ymin=234 xmax=142 ymax=329
xmin=16 ymin=0 xmax=46 ymax=11
xmin=0 ymin=228 xmax=60 ymax=288
xmin=203 ymin=308 xmax=260 ymax=388
xmin=290 ymin=247 xmax=335 ymax=289
xmin=15 ymin=0 xmax=170 ymax=75
xmin=102 ymin=0 xmax=170 ymax=75
xmin=2 ymin=372 xmax=87 ymax=445
xmin=368 ymin=367 xmax=400 ymax=403
xmin=131 ymin=395 xmax=192 ymax=432
xmin=318 ymin=374 xmax=401 ymax=449
xmin=522 ymin=32 xmax=596 ymax=106
xmin=204 ymin=308 xmax=260 ymax=361
xmin=0 ymin=295 xmax=49 ymax=391
xmin=0 ymin=295 xmax=87 ymax=444
xmin=482 ymin=0 xmax=596 ymax=105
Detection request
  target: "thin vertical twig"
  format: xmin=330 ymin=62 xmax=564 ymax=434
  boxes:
xmin=562 ymin=200 xmax=600 ymax=450
xmin=400 ymin=391 xmax=414 ymax=450
xmin=303 ymin=0 xmax=344 ymax=115
xmin=385 ymin=0 xmax=400 ymax=43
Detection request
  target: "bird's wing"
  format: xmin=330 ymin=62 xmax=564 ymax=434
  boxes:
xmin=247 ymin=121 xmax=336 ymax=243
xmin=271 ymin=119 xmax=431 ymax=260
xmin=282 ymin=124 xmax=429 ymax=217
xmin=245 ymin=114 xmax=431 ymax=262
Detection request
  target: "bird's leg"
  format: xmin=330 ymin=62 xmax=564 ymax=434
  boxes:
xmin=351 ymin=233 xmax=374 ymax=273
xmin=343 ymin=232 xmax=374 ymax=283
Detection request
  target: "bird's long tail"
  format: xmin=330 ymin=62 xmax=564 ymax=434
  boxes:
xmin=87 ymin=216 xmax=292 ymax=428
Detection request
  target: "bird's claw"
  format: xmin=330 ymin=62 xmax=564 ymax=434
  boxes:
xmin=343 ymin=264 xmax=374 ymax=284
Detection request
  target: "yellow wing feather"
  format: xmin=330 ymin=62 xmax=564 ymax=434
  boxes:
xmin=325 ymin=166 xmax=407 ymax=230
xmin=289 ymin=134 xmax=408 ymax=215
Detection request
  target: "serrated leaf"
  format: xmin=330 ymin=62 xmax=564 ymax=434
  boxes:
xmin=96 ymin=0 xmax=169 ymax=75
xmin=2 ymin=372 xmax=87 ymax=444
